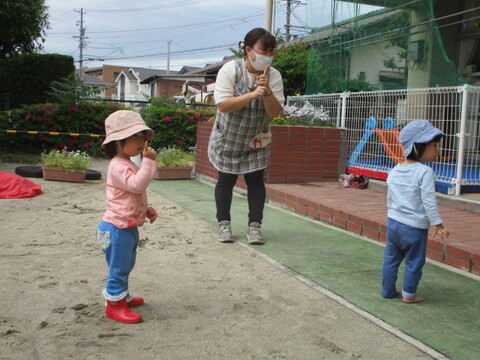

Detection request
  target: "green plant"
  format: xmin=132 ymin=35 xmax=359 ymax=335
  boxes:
xmin=156 ymin=147 xmax=195 ymax=167
xmin=272 ymin=43 xmax=308 ymax=97
xmin=148 ymin=94 xmax=181 ymax=109
xmin=0 ymin=0 xmax=49 ymax=57
xmin=140 ymin=106 xmax=215 ymax=152
xmin=0 ymin=102 xmax=125 ymax=156
xmin=47 ymin=73 xmax=101 ymax=106
xmin=0 ymin=53 xmax=74 ymax=110
xmin=41 ymin=148 xmax=91 ymax=170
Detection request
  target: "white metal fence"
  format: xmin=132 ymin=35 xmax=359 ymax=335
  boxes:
xmin=287 ymin=85 xmax=480 ymax=195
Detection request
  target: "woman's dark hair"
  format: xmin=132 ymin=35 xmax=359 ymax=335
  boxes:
xmin=239 ymin=28 xmax=276 ymax=56
xmin=406 ymin=135 xmax=443 ymax=161
xmin=103 ymin=139 xmax=126 ymax=159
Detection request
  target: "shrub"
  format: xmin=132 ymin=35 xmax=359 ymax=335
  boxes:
xmin=0 ymin=53 xmax=74 ymax=110
xmin=140 ymin=106 xmax=215 ymax=152
xmin=0 ymin=102 xmax=126 ymax=156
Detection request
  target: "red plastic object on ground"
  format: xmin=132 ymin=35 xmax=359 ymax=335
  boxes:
xmin=0 ymin=172 xmax=42 ymax=199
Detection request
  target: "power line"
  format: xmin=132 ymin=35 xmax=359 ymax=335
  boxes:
xmin=48 ymin=11 xmax=264 ymax=36
xmin=84 ymin=43 xmax=236 ymax=62
xmin=84 ymin=0 xmax=213 ymax=13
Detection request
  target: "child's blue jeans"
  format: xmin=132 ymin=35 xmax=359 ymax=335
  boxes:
xmin=97 ymin=221 xmax=139 ymax=301
xmin=381 ymin=218 xmax=428 ymax=300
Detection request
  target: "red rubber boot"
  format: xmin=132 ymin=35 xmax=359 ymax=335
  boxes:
xmin=127 ymin=297 xmax=144 ymax=307
xmin=106 ymin=298 xmax=142 ymax=323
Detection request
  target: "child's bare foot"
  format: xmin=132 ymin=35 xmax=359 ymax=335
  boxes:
xmin=402 ymin=296 xmax=425 ymax=303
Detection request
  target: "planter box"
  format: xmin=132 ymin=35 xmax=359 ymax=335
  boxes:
xmin=155 ymin=166 xmax=193 ymax=180
xmin=42 ymin=166 xmax=86 ymax=183
xmin=195 ymin=122 xmax=345 ymax=186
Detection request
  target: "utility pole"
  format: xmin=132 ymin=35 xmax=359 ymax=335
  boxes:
xmin=283 ymin=0 xmax=305 ymax=42
xmin=285 ymin=0 xmax=291 ymax=42
xmin=167 ymin=40 xmax=172 ymax=75
xmin=265 ymin=0 xmax=273 ymax=33
xmin=74 ymin=8 xmax=87 ymax=78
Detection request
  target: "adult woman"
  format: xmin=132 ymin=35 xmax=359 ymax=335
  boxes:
xmin=208 ymin=28 xmax=284 ymax=245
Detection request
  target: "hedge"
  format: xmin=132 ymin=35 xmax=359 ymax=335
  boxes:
xmin=0 ymin=102 xmax=125 ymax=156
xmin=0 ymin=53 xmax=74 ymax=110
xmin=0 ymin=104 xmax=217 ymax=156
xmin=140 ymin=106 xmax=215 ymax=152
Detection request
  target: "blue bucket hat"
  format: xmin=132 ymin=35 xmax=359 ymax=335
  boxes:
xmin=399 ymin=120 xmax=445 ymax=157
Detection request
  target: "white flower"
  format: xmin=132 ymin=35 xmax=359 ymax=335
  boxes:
xmin=283 ymin=101 xmax=330 ymax=124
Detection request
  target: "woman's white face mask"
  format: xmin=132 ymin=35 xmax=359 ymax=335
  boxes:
xmin=248 ymin=49 xmax=273 ymax=72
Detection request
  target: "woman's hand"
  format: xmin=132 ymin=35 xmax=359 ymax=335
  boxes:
xmin=250 ymin=85 xmax=270 ymax=99
xmin=256 ymin=66 xmax=272 ymax=96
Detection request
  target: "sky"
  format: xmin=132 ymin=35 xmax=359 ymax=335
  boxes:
xmin=42 ymin=0 xmax=380 ymax=71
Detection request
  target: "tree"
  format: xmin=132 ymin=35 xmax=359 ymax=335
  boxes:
xmin=383 ymin=11 xmax=410 ymax=76
xmin=306 ymin=49 xmax=375 ymax=94
xmin=47 ymin=74 xmax=101 ymax=107
xmin=272 ymin=44 xmax=309 ymax=96
xmin=0 ymin=0 xmax=49 ymax=58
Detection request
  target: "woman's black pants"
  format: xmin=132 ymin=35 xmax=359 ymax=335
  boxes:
xmin=215 ymin=169 xmax=265 ymax=225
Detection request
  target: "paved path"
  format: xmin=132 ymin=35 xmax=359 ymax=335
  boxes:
xmin=149 ymin=179 xmax=480 ymax=360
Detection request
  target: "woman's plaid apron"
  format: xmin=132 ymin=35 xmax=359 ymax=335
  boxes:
xmin=208 ymin=59 xmax=270 ymax=175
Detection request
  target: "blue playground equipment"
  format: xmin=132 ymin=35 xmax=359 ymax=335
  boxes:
xmin=348 ymin=116 xmax=377 ymax=165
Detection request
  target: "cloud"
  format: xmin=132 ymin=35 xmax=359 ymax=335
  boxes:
xmin=43 ymin=0 xmax=379 ymax=70
xmin=44 ymin=0 xmax=276 ymax=70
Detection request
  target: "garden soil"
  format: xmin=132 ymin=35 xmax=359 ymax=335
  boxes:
xmin=0 ymin=159 xmax=434 ymax=360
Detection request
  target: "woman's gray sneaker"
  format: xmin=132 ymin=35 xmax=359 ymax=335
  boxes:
xmin=218 ymin=220 xmax=233 ymax=242
xmin=247 ymin=222 xmax=264 ymax=245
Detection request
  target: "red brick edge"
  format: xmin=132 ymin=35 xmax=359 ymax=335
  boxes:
xmin=266 ymin=185 xmax=480 ymax=276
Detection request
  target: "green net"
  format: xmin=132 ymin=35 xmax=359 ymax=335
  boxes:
xmin=303 ymin=0 xmax=479 ymax=94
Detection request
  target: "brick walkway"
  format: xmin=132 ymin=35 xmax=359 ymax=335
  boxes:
xmin=265 ymin=180 xmax=480 ymax=276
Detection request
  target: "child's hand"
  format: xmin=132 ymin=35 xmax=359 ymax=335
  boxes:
xmin=143 ymin=142 xmax=157 ymax=161
xmin=431 ymin=224 xmax=450 ymax=239
xmin=146 ymin=206 xmax=158 ymax=224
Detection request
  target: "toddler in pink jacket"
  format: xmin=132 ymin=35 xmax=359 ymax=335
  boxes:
xmin=96 ymin=110 xmax=158 ymax=323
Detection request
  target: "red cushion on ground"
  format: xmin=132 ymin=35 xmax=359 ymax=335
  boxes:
xmin=0 ymin=172 xmax=42 ymax=199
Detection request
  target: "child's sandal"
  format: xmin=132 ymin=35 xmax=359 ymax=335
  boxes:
xmin=402 ymin=296 xmax=425 ymax=303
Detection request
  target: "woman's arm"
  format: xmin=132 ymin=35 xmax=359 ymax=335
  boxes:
xmin=262 ymin=91 xmax=283 ymax=118
xmin=217 ymin=91 xmax=255 ymax=113
xmin=256 ymin=65 xmax=283 ymax=118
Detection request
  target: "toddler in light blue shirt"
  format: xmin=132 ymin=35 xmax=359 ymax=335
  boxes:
xmin=382 ymin=120 xmax=450 ymax=303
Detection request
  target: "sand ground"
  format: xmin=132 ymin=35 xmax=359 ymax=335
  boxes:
xmin=0 ymin=159 xmax=434 ymax=360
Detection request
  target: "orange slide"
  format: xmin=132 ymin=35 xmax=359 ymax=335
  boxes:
xmin=374 ymin=128 xmax=405 ymax=164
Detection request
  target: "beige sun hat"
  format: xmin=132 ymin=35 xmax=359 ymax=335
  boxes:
xmin=102 ymin=110 xmax=155 ymax=148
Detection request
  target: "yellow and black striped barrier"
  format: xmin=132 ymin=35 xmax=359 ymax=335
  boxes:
xmin=0 ymin=130 xmax=105 ymax=138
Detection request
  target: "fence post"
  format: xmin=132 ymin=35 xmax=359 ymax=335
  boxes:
xmin=455 ymin=85 xmax=469 ymax=196
xmin=340 ymin=93 xmax=348 ymax=128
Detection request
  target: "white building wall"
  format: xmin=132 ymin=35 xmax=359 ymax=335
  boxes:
xmin=114 ymin=71 xmax=152 ymax=101
xmin=349 ymin=43 xmax=405 ymax=87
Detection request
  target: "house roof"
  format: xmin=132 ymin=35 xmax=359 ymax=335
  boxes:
xmin=140 ymin=56 xmax=237 ymax=84
xmin=284 ymin=7 xmax=401 ymax=47
xmin=130 ymin=67 xmax=177 ymax=80
xmin=186 ymin=55 xmax=237 ymax=75
xmin=140 ymin=74 xmax=209 ymax=84
xmin=178 ymin=66 xmax=202 ymax=74
xmin=75 ymin=69 xmax=109 ymax=86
